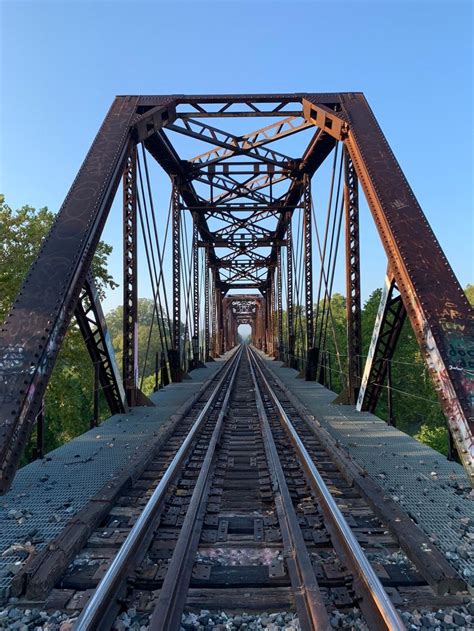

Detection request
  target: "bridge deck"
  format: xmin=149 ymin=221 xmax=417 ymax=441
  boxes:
xmin=0 ymin=356 xmax=230 ymax=601
xmin=258 ymin=353 xmax=474 ymax=587
xmin=0 ymin=351 xmax=472 ymax=603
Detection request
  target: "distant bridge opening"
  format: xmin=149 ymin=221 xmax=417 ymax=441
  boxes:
xmin=238 ymin=324 xmax=252 ymax=342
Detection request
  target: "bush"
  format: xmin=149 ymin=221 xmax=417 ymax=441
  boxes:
xmin=415 ymin=424 xmax=449 ymax=456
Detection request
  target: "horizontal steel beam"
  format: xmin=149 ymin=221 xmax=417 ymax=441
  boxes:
xmin=138 ymin=92 xmax=343 ymax=106
xmin=188 ymin=116 xmax=311 ymax=168
xmin=198 ymin=239 xmax=285 ymax=248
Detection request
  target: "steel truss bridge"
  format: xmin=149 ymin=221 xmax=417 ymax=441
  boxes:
xmin=0 ymin=92 xmax=473 ymax=490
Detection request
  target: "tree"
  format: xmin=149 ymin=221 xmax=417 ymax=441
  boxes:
xmin=465 ymin=284 xmax=474 ymax=306
xmin=106 ymin=299 xmax=173 ymax=388
xmin=0 ymin=196 xmax=117 ymax=459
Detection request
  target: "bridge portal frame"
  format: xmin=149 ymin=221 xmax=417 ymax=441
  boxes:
xmin=0 ymin=92 xmax=472 ymax=492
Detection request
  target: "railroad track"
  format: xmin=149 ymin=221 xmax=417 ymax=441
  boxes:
xmin=24 ymin=346 xmax=465 ymax=630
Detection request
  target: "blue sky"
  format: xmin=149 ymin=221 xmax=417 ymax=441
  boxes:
xmin=1 ymin=0 xmax=472 ymax=314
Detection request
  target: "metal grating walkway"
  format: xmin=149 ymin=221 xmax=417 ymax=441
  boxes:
xmin=0 ymin=359 xmax=227 ymax=601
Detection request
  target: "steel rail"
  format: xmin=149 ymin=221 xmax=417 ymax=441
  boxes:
xmin=74 ymin=347 xmax=243 ymax=631
xmin=149 ymin=345 xmax=243 ymax=628
xmin=248 ymin=346 xmax=406 ymax=631
xmin=246 ymin=346 xmax=329 ymax=630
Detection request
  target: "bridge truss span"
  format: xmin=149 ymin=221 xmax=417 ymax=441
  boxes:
xmin=0 ymin=92 xmax=473 ymax=491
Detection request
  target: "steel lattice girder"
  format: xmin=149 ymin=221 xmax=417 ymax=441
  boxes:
xmin=0 ymin=92 xmax=472 ymax=493
xmin=75 ymin=274 xmax=128 ymax=415
xmin=303 ymin=175 xmax=313 ymax=352
xmin=122 ymin=146 xmax=139 ymax=406
xmin=344 ymin=146 xmax=362 ymax=403
xmin=357 ymin=271 xmax=406 ymax=413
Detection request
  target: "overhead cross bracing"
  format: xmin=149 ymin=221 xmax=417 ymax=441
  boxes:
xmin=163 ymin=101 xmax=318 ymax=294
xmin=0 ymin=92 xmax=473 ymax=494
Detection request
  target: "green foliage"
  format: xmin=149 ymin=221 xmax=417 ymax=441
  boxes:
xmin=465 ymin=284 xmax=474 ymax=306
xmin=141 ymin=373 xmax=157 ymax=397
xmin=0 ymin=196 xmax=117 ymax=460
xmin=0 ymin=195 xmax=117 ymax=320
xmin=415 ymin=424 xmax=449 ymax=456
xmin=106 ymin=299 xmax=172 ymax=381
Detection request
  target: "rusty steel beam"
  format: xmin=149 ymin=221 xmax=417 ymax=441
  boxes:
xmin=277 ymin=247 xmax=283 ymax=359
xmin=303 ymin=174 xmax=315 ymax=380
xmin=204 ymin=248 xmax=210 ymax=361
xmin=169 ymin=180 xmax=182 ymax=382
xmin=193 ymin=215 xmax=199 ymax=345
xmin=344 ymin=146 xmax=362 ymax=403
xmin=286 ymin=214 xmax=295 ymax=366
xmin=337 ymin=93 xmax=473 ymax=480
xmin=138 ymin=92 xmax=341 ymax=110
xmin=357 ymin=272 xmax=406 ymax=414
xmin=168 ymin=119 xmax=294 ymax=169
xmin=188 ymin=116 xmax=311 ymax=168
xmin=196 ymin=163 xmax=288 ymax=175
xmin=191 ymin=215 xmax=203 ymax=369
xmin=0 ymin=96 xmax=148 ymax=493
xmin=217 ymin=283 xmax=224 ymax=355
xmin=210 ymin=268 xmax=217 ymax=357
xmin=123 ymin=146 xmax=139 ymax=406
xmin=191 ymin=203 xmax=296 ymax=212
xmin=75 ymin=274 xmax=127 ymax=415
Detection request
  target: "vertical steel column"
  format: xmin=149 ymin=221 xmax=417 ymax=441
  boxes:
xmin=262 ymin=289 xmax=268 ymax=353
xmin=222 ymin=299 xmax=228 ymax=352
xmin=344 ymin=147 xmax=362 ymax=403
xmin=218 ymin=286 xmax=225 ymax=355
xmin=154 ymin=351 xmax=159 ymax=392
xmin=191 ymin=214 xmax=200 ymax=368
xmin=273 ymin=274 xmax=276 ymax=355
xmin=36 ymin=402 xmax=44 ymax=460
xmin=277 ymin=247 xmax=283 ymax=359
xmin=169 ymin=179 xmax=182 ymax=382
xmin=204 ymin=247 xmax=210 ymax=361
xmin=303 ymin=175 xmax=316 ymax=380
xmin=266 ymin=285 xmax=271 ymax=354
xmin=269 ymin=272 xmax=276 ymax=356
xmin=161 ymin=351 xmax=169 ymax=387
xmin=92 ymin=361 xmax=100 ymax=429
xmin=211 ymin=268 xmax=219 ymax=357
xmin=386 ymin=359 xmax=395 ymax=426
xmin=287 ymin=213 xmax=295 ymax=366
xmin=123 ymin=146 xmax=138 ymax=406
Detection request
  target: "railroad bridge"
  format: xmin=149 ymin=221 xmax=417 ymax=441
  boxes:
xmin=222 ymin=295 xmax=267 ymax=352
xmin=0 ymin=93 xmax=473 ymax=630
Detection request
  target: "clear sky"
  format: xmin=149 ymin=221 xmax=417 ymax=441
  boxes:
xmin=1 ymin=0 xmax=473 ymax=313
